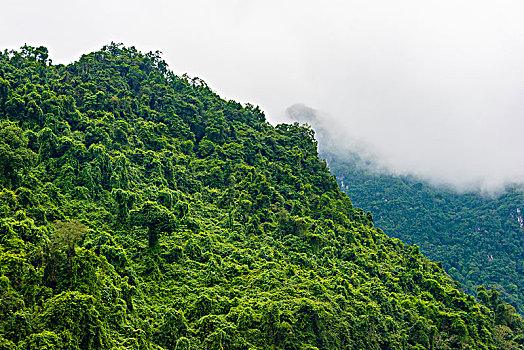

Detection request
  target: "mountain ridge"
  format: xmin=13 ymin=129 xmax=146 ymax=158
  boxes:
xmin=0 ymin=44 xmax=522 ymax=349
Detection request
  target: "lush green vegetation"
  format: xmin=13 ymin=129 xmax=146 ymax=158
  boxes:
xmin=0 ymin=44 xmax=523 ymax=349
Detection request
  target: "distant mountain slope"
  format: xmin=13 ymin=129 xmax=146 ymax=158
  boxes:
xmin=327 ymin=150 xmax=524 ymax=311
xmin=0 ymin=45 xmax=523 ymax=349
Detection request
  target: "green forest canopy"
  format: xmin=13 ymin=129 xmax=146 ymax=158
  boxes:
xmin=0 ymin=43 xmax=523 ymax=349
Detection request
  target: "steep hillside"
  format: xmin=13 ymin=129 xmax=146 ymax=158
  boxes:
xmin=0 ymin=44 xmax=522 ymax=349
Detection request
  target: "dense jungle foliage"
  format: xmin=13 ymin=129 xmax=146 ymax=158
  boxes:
xmin=0 ymin=44 xmax=523 ymax=349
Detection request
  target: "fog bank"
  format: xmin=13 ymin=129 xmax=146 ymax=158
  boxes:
xmin=3 ymin=0 xmax=524 ymax=192
xmin=287 ymin=103 xmax=524 ymax=194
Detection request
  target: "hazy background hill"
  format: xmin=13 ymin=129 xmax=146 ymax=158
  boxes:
xmin=288 ymin=103 xmax=524 ymax=314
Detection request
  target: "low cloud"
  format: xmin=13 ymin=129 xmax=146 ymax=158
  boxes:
xmin=287 ymin=103 xmax=524 ymax=194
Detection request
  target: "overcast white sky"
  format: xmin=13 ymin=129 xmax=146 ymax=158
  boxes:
xmin=3 ymin=0 xmax=524 ymax=191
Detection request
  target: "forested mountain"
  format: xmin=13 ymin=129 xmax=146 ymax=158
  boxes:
xmin=287 ymin=104 xmax=524 ymax=314
xmin=0 ymin=44 xmax=523 ymax=349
